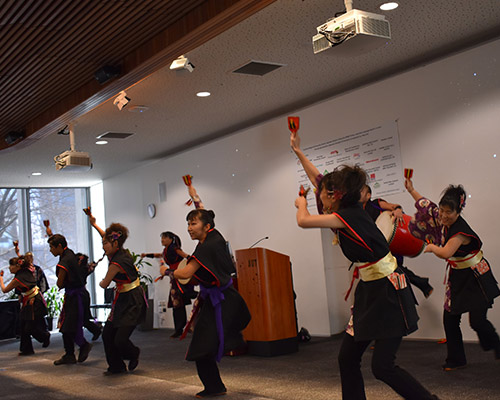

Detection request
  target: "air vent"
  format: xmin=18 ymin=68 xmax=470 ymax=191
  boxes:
xmin=97 ymin=132 xmax=134 ymax=139
xmin=232 ymin=60 xmax=285 ymax=76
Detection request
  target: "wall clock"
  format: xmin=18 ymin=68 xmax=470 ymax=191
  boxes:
xmin=147 ymin=203 xmax=156 ymax=219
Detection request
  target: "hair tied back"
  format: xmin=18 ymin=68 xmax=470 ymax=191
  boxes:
xmin=459 ymin=194 xmax=466 ymax=210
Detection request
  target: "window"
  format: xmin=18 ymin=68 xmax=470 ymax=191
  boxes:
xmin=0 ymin=189 xmax=21 ymax=300
xmin=0 ymin=187 xmax=91 ymax=300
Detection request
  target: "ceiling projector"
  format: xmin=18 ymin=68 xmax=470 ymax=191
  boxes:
xmin=312 ymin=9 xmax=391 ymax=56
xmin=54 ymin=150 xmax=92 ymax=172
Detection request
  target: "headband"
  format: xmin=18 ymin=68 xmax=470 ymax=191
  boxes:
xmin=108 ymin=231 xmax=123 ymax=241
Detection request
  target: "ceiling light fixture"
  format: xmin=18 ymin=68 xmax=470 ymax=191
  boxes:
xmin=96 ymin=140 xmax=108 ymax=145
xmin=170 ymin=55 xmax=194 ymax=72
xmin=31 ymin=172 xmax=42 ymax=176
xmin=380 ymin=2 xmax=398 ymax=11
xmin=113 ymin=91 xmax=130 ymax=110
xmin=196 ymin=91 xmax=211 ymax=97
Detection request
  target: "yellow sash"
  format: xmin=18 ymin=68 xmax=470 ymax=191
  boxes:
xmin=353 ymin=252 xmax=397 ymax=282
xmin=345 ymin=253 xmax=397 ymax=301
xmin=22 ymin=286 xmax=39 ymax=299
xmin=448 ymin=250 xmax=483 ymax=270
xmin=117 ymin=278 xmax=140 ymax=293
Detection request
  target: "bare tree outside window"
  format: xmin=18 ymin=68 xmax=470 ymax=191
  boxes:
xmin=0 ymin=188 xmax=20 ymax=300
xmin=0 ymin=187 xmax=90 ymax=300
xmin=29 ymin=188 xmax=90 ymax=288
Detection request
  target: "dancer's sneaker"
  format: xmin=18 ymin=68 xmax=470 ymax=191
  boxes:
xmin=442 ymin=361 xmax=466 ymax=371
xmin=54 ymin=353 xmax=77 ymax=365
xmin=78 ymin=342 xmax=92 ymax=363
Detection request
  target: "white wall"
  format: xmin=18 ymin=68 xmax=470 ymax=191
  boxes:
xmin=102 ymin=38 xmax=500 ymax=340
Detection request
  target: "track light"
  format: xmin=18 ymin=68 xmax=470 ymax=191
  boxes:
xmin=113 ymin=91 xmax=130 ymax=110
xmin=170 ymin=55 xmax=194 ymax=72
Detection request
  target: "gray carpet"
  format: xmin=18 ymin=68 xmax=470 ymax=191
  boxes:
xmin=1 ymin=329 xmax=499 ymax=399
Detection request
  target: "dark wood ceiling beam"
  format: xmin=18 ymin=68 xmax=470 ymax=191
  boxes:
xmin=0 ymin=1 xmax=88 ymax=125
xmin=0 ymin=0 xmax=164 ymax=128
xmin=1 ymin=0 xmax=276 ymax=153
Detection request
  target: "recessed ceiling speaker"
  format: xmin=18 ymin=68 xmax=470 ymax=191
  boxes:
xmin=94 ymin=65 xmax=121 ymax=84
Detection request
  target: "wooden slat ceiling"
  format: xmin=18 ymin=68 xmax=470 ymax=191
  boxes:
xmin=0 ymin=0 xmax=276 ymax=152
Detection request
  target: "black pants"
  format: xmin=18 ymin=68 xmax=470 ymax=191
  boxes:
xmin=19 ymin=318 xmax=49 ymax=354
xmin=84 ymin=318 xmax=101 ymax=337
xmin=443 ymin=308 xmax=500 ymax=365
xmin=338 ymin=333 xmax=435 ymax=400
xmin=62 ymin=331 xmax=88 ymax=355
xmin=102 ymin=321 xmax=139 ymax=372
xmin=173 ymin=306 xmax=187 ymax=334
xmin=195 ymin=357 xmax=226 ymax=393
xmin=398 ymin=263 xmax=433 ymax=297
xmin=394 ymin=254 xmax=432 ymax=297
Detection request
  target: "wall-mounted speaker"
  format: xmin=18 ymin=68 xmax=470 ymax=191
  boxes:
xmin=4 ymin=131 xmax=24 ymax=145
xmin=159 ymin=182 xmax=167 ymax=203
xmin=94 ymin=65 xmax=121 ymax=84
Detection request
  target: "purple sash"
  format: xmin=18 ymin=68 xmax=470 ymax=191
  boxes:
xmin=200 ymin=279 xmax=232 ymax=362
xmin=65 ymin=287 xmax=86 ymax=347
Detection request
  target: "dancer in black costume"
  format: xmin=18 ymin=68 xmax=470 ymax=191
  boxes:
xmin=159 ymin=183 xmax=250 ymax=398
xmin=46 ymin=223 xmax=92 ymax=365
xmin=13 ymin=242 xmax=51 ymax=341
xmin=87 ymin=214 xmax=147 ymax=375
xmin=406 ymin=178 xmax=500 ymax=370
xmin=142 ymin=231 xmax=195 ymax=338
xmin=1 ymin=256 xmax=50 ymax=355
xmin=360 ymin=185 xmax=434 ymax=298
xmin=295 ymin=163 xmax=439 ymax=400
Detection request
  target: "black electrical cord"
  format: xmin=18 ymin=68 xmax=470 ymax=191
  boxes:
xmin=320 ymin=30 xmax=355 ymax=47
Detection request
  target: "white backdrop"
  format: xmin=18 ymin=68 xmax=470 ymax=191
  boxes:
xmin=101 ymin=38 xmax=500 ymax=340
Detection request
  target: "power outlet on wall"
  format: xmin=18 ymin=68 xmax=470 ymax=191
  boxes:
xmin=158 ymin=300 xmax=167 ymax=313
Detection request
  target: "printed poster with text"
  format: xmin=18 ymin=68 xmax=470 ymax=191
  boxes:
xmin=294 ymin=121 xmax=404 ymax=209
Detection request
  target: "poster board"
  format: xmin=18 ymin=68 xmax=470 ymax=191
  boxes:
xmin=294 ymin=121 xmax=404 ymax=206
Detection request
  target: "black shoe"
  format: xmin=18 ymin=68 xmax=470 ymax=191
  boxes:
xmin=103 ymin=368 xmax=127 ymax=376
xmin=442 ymin=361 xmax=466 ymax=371
xmin=54 ymin=354 xmax=77 ymax=365
xmin=195 ymin=388 xmax=227 ymax=398
xmin=92 ymin=324 xmax=103 ymax=341
xmin=128 ymin=349 xmax=140 ymax=371
xmin=42 ymin=334 xmax=51 ymax=348
xmin=170 ymin=331 xmax=183 ymax=339
xmin=18 ymin=351 xmax=35 ymax=356
xmin=78 ymin=342 xmax=92 ymax=363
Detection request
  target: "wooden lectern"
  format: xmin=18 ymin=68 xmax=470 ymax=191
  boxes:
xmin=235 ymin=247 xmax=298 ymax=356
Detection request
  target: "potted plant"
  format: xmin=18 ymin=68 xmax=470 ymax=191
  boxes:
xmin=44 ymin=286 xmax=63 ymax=331
xmin=130 ymin=251 xmax=153 ymax=295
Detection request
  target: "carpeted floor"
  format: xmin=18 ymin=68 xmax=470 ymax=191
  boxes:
xmin=1 ymin=328 xmax=499 ymax=399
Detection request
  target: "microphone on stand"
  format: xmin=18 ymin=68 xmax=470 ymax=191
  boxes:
xmin=249 ymin=236 xmax=269 ymax=249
